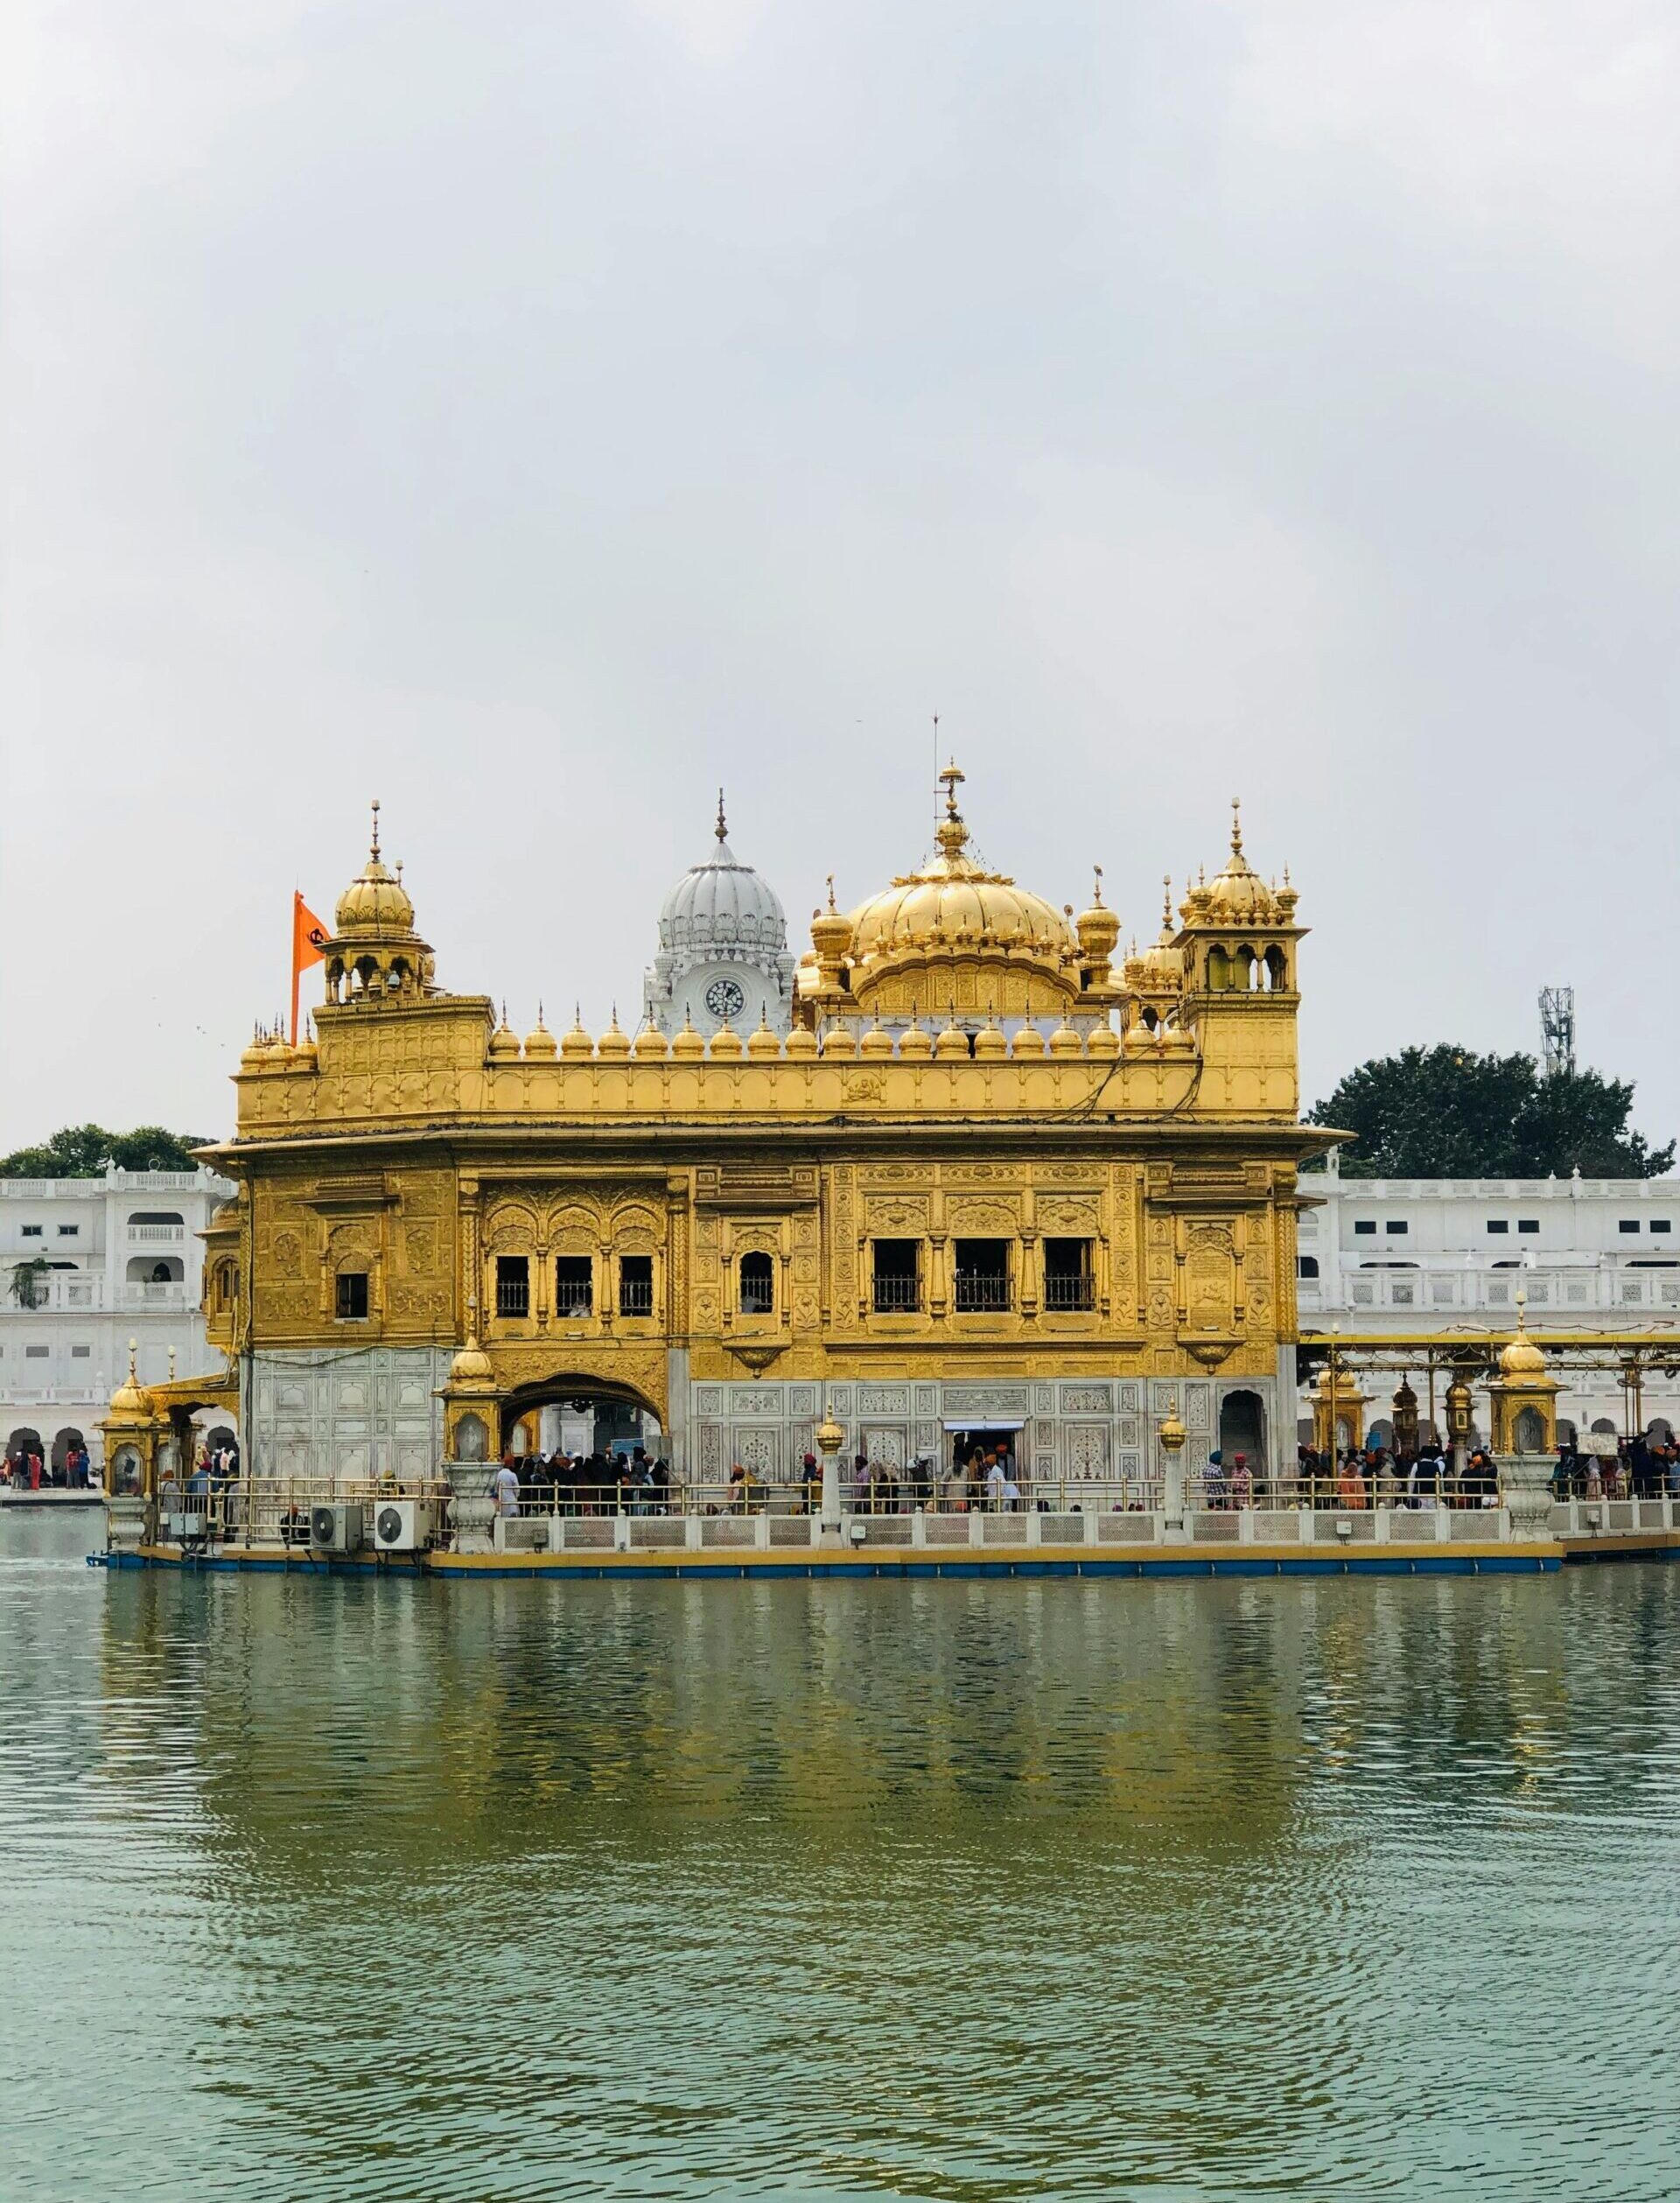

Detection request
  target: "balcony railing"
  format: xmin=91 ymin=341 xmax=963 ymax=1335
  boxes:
xmin=1044 ymin=1273 xmax=1095 ymax=1311
xmin=127 ymin=1224 xmax=185 ymax=1245
xmin=954 ymin=1273 xmax=1011 ymax=1313
xmin=495 ymin=1280 xmax=530 ymax=1318
xmin=872 ymin=1274 xmax=921 ymax=1313
xmin=618 ymin=1280 xmax=654 ymax=1316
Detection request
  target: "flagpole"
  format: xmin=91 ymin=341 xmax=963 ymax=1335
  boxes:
xmin=290 ymin=890 xmax=303 ymax=1046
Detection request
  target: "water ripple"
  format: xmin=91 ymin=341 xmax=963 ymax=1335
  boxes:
xmin=0 ymin=1516 xmax=1676 ymax=2199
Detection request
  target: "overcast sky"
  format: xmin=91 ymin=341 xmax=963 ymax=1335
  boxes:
xmin=3 ymin=1 xmax=1676 ymax=1154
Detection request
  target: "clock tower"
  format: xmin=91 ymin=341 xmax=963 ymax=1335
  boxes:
xmin=642 ymin=794 xmax=796 ymax=1038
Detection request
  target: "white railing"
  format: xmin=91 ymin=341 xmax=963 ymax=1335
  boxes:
xmin=118 ymin=1284 xmax=191 ymax=1309
xmin=126 ymin=1224 xmax=185 ymax=1245
xmin=1301 ymin=1267 xmax=1680 ymax=1316
xmin=9 ymin=1275 xmax=104 ymax=1311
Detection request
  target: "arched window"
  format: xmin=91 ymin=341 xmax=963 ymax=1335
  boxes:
xmin=739 ymin=1252 xmax=774 ymax=1315
xmin=455 ymin=1414 xmax=488 ymax=1464
xmin=1514 ymin=1407 xmax=1547 ymax=1455
xmin=1207 ymin=946 xmax=1230 ymax=991
xmin=1235 ymin=946 xmax=1256 ymax=991
xmin=1298 ymin=1255 xmax=1320 ymax=1279
xmin=1264 ymin=946 xmax=1287 ymax=991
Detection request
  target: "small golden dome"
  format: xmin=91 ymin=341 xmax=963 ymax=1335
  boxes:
xmin=820 ymin=1026 xmax=856 ymax=1057
xmin=1500 ymin=1302 xmax=1548 ymax=1379
xmin=1086 ymin=1022 xmax=1119 ymax=1057
xmin=449 ymin=1333 xmax=495 ymax=1390
xmin=1075 ymin=867 xmax=1121 ymax=965
xmin=1048 ymin=1021 xmax=1083 ymax=1057
xmin=859 ymin=1021 xmax=895 ymax=1058
xmin=746 ymin=1014 xmax=782 ymax=1061
xmin=632 ymin=1021 xmax=668 ymax=1059
xmin=108 ymin=1340 xmax=148 ymax=1418
xmin=524 ymin=1007 xmax=558 ymax=1060
xmin=1128 ymin=879 xmax=1186 ymax=993
xmin=810 ymin=877 xmax=853 ymax=966
xmin=240 ymin=1028 xmax=270 ymax=1073
xmin=784 ymin=1024 xmax=819 ymax=1059
xmin=597 ymin=1009 xmax=632 ymax=1061
xmin=334 ymin=801 xmax=417 ymax=937
xmin=708 ymin=1021 xmax=743 ymax=1062
xmin=899 ymin=1019 xmax=934 ymax=1059
xmin=1202 ymin=801 xmax=1278 ymax=924
xmin=1010 ymin=1024 xmax=1046 ymax=1058
xmin=488 ymin=1005 xmax=522 ymax=1061
xmin=561 ymin=1007 xmax=594 ymax=1061
xmin=933 ymin=1018 xmax=969 ymax=1060
xmin=670 ymin=1014 xmax=707 ymax=1061
xmin=972 ymin=1016 xmax=1007 ymax=1060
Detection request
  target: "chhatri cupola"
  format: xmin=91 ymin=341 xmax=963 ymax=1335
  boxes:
xmin=643 ymin=793 xmax=795 ymax=1039
xmin=1175 ymin=800 xmax=1301 ymax=998
xmin=797 ymin=761 xmax=1123 ymax=1032
xmin=320 ymin=801 xmax=438 ymax=1004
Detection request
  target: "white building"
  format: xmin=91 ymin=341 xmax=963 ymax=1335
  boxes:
xmin=1297 ymin=1151 xmax=1680 ymax=1441
xmin=642 ymin=797 xmax=795 ymax=1038
xmin=0 ymin=1167 xmax=236 ymax=1471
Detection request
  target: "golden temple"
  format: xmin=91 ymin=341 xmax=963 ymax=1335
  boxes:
xmin=151 ymin=766 xmax=1332 ymax=1492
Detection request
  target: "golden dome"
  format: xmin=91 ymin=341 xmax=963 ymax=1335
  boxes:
xmin=1202 ymin=801 xmax=1278 ymax=925
xmin=972 ymin=1015 xmax=1007 ymax=1061
xmin=899 ymin=1018 xmax=934 ymax=1060
xmin=784 ymin=1023 xmax=819 ymax=1059
xmin=858 ymin=1021 xmax=895 ymax=1058
xmin=449 ymin=1333 xmax=495 ymax=1390
xmin=670 ymin=1013 xmax=707 ymax=1062
xmin=632 ymin=1021 xmax=668 ymax=1059
xmin=835 ymin=762 xmax=1081 ymax=1016
xmin=333 ymin=802 xmax=417 ymax=937
xmin=108 ymin=1340 xmax=148 ymax=1418
xmin=488 ymin=1005 xmax=522 ymax=1061
xmin=809 ymin=878 xmax=853 ymax=967
xmin=1126 ymin=879 xmax=1186 ymax=993
xmin=597 ymin=1009 xmax=632 ymax=1061
xmin=524 ymin=1007 xmax=557 ymax=1060
xmin=708 ymin=1022 xmax=743 ymax=1061
xmin=746 ymin=1014 xmax=782 ymax=1061
xmin=1010 ymin=1023 xmax=1046 ymax=1058
xmin=1500 ymin=1301 xmax=1548 ymax=1379
xmin=1074 ymin=867 xmax=1121 ymax=966
xmin=933 ymin=1017 xmax=969 ymax=1060
xmin=1048 ymin=1020 xmax=1082 ymax=1056
xmin=561 ymin=1007 xmax=594 ymax=1061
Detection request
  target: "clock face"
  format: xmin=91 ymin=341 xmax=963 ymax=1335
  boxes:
xmin=704 ymin=978 xmax=746 ymax=1022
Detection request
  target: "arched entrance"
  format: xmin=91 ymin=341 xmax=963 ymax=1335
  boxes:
xmin=51 ymin=1427 xmax=88 ymax=1483
xmin=498 ymin=1375 xmax=666 ymax=1465
xmin=1217 ymin=1388 xmax=1266 ymax=1471
xmin=6 ymin=1426 xmax=43 ymax=1464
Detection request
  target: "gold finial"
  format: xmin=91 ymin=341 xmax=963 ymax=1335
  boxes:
xmin=716 ymin=789 xmax=727 ymax=842
xmin=1229 ymin=796 xmax=1242 ymax=858
xmin=369 ymin=797 xmax=382 ymax=861
xmin=1515 ymin=1287 xmax=1528 ymax=1328
xmin=1092 ymin=864 xmax=1104 ymax=908
xmin=938 ymin=757 xmax=965 ymax=818
xmin=167 ymin=1344 xmax=176 ymax=1381
xmin=826 ymin=873 xmax=836 ymax=911
xmin=127 ymin=1337 xmax=138 ymax=1380
xmin=1161 ymin=875 xmax=1172 ymax=929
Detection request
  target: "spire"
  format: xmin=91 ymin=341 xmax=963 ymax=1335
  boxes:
xmin=1161 ymin=875 xmax=1173 ymax=932
xmin=934 ymin=758 xmax=970 ymax=863
xmin=1229 ymin=796 xmax=1242 ymax=860
xmin=1091 ymin=864 xmax=1105 ymax=908
xmin=716 ymin=788 xmax=727 ymax=843
xmin=369 ymin=797 xmax=382 ymax=863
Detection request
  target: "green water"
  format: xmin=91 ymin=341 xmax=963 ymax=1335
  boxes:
xmin=2 ymin=1515 xmax=1676 ymax=2201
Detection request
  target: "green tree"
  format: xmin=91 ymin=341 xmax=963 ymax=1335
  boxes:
xmin=9 ymin=1255 xmax=50 ymax=1308
xmin=1306 ymin=1046 xmax=1674 ymax=1179
xmin=0 ymin=1124 xmax=206 ymax=1179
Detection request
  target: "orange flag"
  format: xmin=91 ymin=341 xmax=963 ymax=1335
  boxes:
xmin=290 ymin=891 xmax=330 ymax=1043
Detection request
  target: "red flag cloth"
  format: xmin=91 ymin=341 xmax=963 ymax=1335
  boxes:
xmin=290 ymin=892 xmax=330 ymax=1042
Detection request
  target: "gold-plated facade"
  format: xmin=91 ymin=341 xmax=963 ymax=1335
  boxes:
xmin=189 ymin=774 xmax=1334 ymax=1480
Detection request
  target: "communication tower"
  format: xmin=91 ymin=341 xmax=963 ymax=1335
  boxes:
xmin=1539 ymin=986 xmax=1575 ymax=1078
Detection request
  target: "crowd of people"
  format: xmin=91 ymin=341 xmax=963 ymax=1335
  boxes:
xmin=490 ymin=1445 xmax=672 ymax=1517
xmin=2 ymin=1440 xmax=94 ymax=1491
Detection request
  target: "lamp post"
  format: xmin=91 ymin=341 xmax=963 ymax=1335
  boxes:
xmin=1158 ymin=1407 xmax=1187 ymax=1534
xmin=816 ymin=1402 xmax=845 ymax=1545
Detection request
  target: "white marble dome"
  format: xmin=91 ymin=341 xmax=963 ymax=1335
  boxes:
xmin=658 ymin=830 xmax=788 ymax=957
xmin=644 ymin=800 xmax=795 ymax=1037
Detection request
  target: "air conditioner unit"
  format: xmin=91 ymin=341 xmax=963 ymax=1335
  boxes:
xmin=310 ymin=1501 xmax=363 ymax=1554
xmin=373 ymin=1498 xmax=435 ymax=1553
